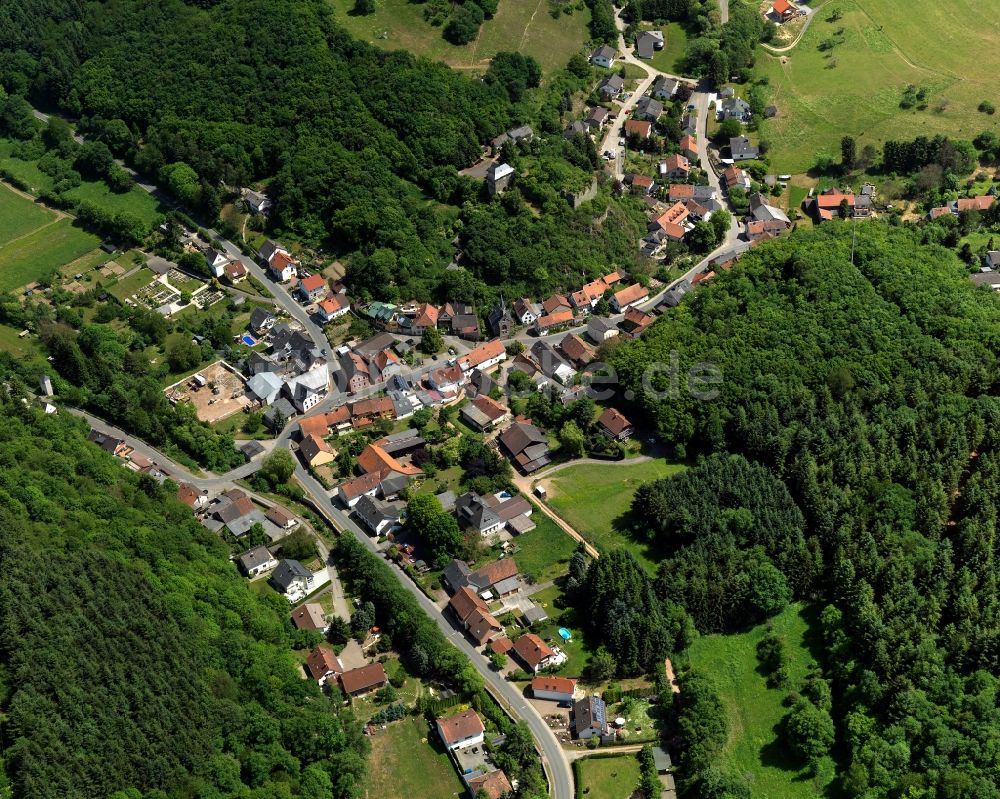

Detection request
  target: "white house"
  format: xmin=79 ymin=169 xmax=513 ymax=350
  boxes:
xmin=437 ymin=709 xmax=486 ymax=752
xmin=513 ymin=297 xmax=538 ymax=325
xmin=531 ymin=676 xmax=578 ymax=703
xmin=590 ymin=44 xmax=617 ymax=69
xmin=237 ymin=545 xmax=278 ymax=578
xmin=205 ymin=247 xmax=230 ymax=278
xmin=318 ymin=294 xmax=351 ymax=323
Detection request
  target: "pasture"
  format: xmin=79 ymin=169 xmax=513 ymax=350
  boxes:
xmin=758 ymin=0 xmax=1000 ymax=173
xmin=0 ymin=185 xmax=101 ymax=292
xmin=686 ymin=602 xmax=835 ymax=798
xmin=367 ymin=716 xmax=466 ymax=798
xmin=327 ymin=0 xmax=591 ymax=77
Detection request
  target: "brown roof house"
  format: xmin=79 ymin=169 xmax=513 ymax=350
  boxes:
xmin=306 ymin=646 xmax=344 ymax=686
xmin=339 ymin=663 xmax=388 ymax=697
xmin=437 ymin=708 xmax=486 ymax=751
xmin=290 ymin=603 xmax=327 ymax=631
xmin=597 ymin=407 xmax=634 ymax=441
xmin=512 ymin=633 xmax=557 ymax=674
xmin=468 ymin=770 xmax=513 ymax=799
xmin=499 ymin=422 xmax=551 ymax=474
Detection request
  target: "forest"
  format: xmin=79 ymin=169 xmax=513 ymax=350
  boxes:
xmin=0 ymin=371 xmax=369 ymax=798
xmin=580 ymin=223 xmax=1000 ymax=797
xmin=0 ymin=0 xmax=647 ymax=305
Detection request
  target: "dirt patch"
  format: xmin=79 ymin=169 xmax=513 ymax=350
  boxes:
xmin=165 ymin=360 xmax=253 ymax=423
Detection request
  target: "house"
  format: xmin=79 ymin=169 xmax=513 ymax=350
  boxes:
xmin=542 ymin=294 xmax=572 ymax=315
xmin=243 ymin=189 xmax=272 ymax=216
xmin=652 ymin=75 xmax=679 ymax=100
xmin=729 ymin=136 xmax=760 ymax=161
xmin=624 ymin=119 xmax=652 ymax=140
xmin=459 ymin=338 xmax=506 ymax=372
xmin=636 ymin=30 xmax=664 ymax=60
xmin=467 ymin=770 xmax=513 ymax=799
xmin=611 ymin=283 xmax=649 ymax=313
xmin=635 ymin=95 xmax=664 ymax=121
xmin=570 ymin=278 xmax=610 ymax=311
xmin=355 ymin=494 xmax=403 ymax=536
xmin=598 ymin=73 xmax=624 ymax=100
xmin=587 ymin=315 xmax=619 ymax=344
xmin=719 ymin=97 xmax=752 ymax=123
xmin=669 ymin=182 xmax=718 ymax=205
xmin=811 ymin=188 xmax=856 ymax=222
xmin=500 ymin=420 xmax=551 ymax=473
xmin=88 ymin=429 xmax=129 ymax=457
xmin=659 ymin=278 xmax=692 ymax=309
xmin=259 ymin=241 xmax=298 ymax=282
xmin=405 ymin=303 xmax=440 ymax=335
xmin=558 ymin=333 xmax=595 ymax=368
xmin=532 ymin=676 xmax=578 ymax=703
xmin=590 ymin=44 xmax=617 ymax=68
xmin=512 ymin=633 xmax=556 ymax=673
xmin=264 ymin=397 xmax=297 ymax=430
xmin=585 ymin=106 xmax=609 ymax=131
xmin=749 ymin=192 xmax=791 ymax=226
xmin=487 ymin=163 xmax=515 ymax=196
xmin=573 ymin=695 xmax=609 ymax=739
xmin=290 ymin=603 xmax=327 ymax=631
xmin=283 ymin=367 xmax=330 ymax=413
xmin=318 ymin=294 xmax=351 ymax=323
xmin=437 ymin=709 xmax=486 ymax=751
xmin=534 ymin=309 xmax=575 ymax=334
xmin=337 ymin=472 xmax=382 ymax=507
xmin=427 ymin=363 xmax=464 ymax=394
xmin=450 ymin=312 xmax=481 ymax=340
xmin=983 ymin=251 xmax=1000 ymax=270
xmin=680 ymin=134 xmax=699 ymax=162
xmin=745 ymin=219 xmax=787 ymax=242
xmin=513 ymin=297 xmax=538 ymax=325
xmin=461 ymin=394 xmax=511 ymax=431
xmin=456 ymin=492 xmax=506 ymax=538
xmin=467 ymin=558 xmax=520 ymax=597
xmin=237 ymin=545 xmax=278 ymax=577
xmin=205 ymin=247 xmax=230 ymax=278
xmin=338 ymin=352 xmax=371 ymax=394
xmin=530 ymin=341 xmax=576 ymax=385
xmin=443 ymin=559 xmax=474 ymax=593
xmin=508 ymin=125 xmax=534 ymax=144
xmin=247 ymin=371 xmax=284 ymax=405
xmin=970 ymin=272 xmax=1000 ymax=290
xmin=306 ymin=646 xmax=343 ymax=685
xmin=357 ymin=443 xmax=423 ymax=480
xmin=564 ymin=120 xmax=588 ymax=140
xmin=622 ymin=307 xmax=654 ymax=338
xmin=270 ymin=559 xmax=313 ymax=597
xmin=299 ymin=433 xmax=336 ymax=467
xmin=487 ymin=299 xmax=514 ymax=337
xmin=266 ymin=505 xmax=297 ymax=529
xmin=249 ymin=307 xmax=276 ymax=335
xmin=597 ymin=407 xmax=634 ymax=440
xmin=628 ymin=174 xmax=655 ymax=195
xmin=662 ymin=154 xmax=690 ymax=180
xmin=448 ymin=587 xmax=504 ymax=645
xmin=349 ymin=395 xmax=395 ymax=425
xmin=772 ymin=0 xmax=797 ymax=21
xmin=245 ymin=351 xmax=279 ymax=378
xmin=225 ymin=260 xmax=248 ymax=282
xmin=296 ymin=274 xmax=327 ymax=303
xmin=339 ymin=663 xmax=387 ymax=697
xmin=723 ymin=165 xmax=751 ymax=191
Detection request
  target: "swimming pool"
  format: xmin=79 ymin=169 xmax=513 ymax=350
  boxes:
xmin=558 ymin=628 xmax=572 ymax=641
xmin=241 ymin=334 xmax=257 ymax=346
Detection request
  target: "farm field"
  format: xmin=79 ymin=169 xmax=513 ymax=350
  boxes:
xmin=574 ymin=754 xmax=642 ymax=799
xmin=758 ymin=0 xmax=1000 ymax=173
xmin=686 ymin=602 xmax=835 ymax=798
xmin=543 ymin=459 xmax=685 ymax=571
xmin=326 ymin=0 xmax=590 ymax=77
xmin=0 ymin=195 xmax=101 ymax=293
xmin=367 ymin=716 xmax=467 ymax=799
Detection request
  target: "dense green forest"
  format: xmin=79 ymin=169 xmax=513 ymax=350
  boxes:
xmin=0 ymin=0 xmax=647 ymax=303
xmin=0 ymin=379 xmax=368 ymax=798
xmin=582 ymin=223 xmax=1000 ymax=796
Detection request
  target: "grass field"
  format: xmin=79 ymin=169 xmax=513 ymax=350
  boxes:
xmin=759 ymin=0 xmax=1000 ymax=173
xmin=544 ymin=459 xmax=685 ymax=571
xmin=0 ymin=211 xmax=100 ymax=293
xmin=510 ymin=512 xmax=576 ymax=582
xmin=686 ymin=602 xmax=835 ymax=798
xmin=327 ymin=0 xmax=591 ymax=77
xmin=0 ymin=183 xmax=53 ymax=244
xmin=646 ymin=22 xmax=688 ymax=76
xmin=368 ymin=716 xmax=467 ymax=798
xmin=574 ymin=754 xmax=642 ymax=799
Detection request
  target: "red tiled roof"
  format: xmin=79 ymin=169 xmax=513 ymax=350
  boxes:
xmin=459 ymin=338 xmax=506 ymax=370
xmin=513 ymin=633 xmax=554 ymax=670
xmin=598 ymin=407 xmax=633 ymax=436
xmin=536 ymin=309 xmax=574 ymax=330
xmin=956 ymin=195 xmax=995 ymax=212
xmin=437 ymin=709 xmax=485 ymax=746
xmin=624 ymin=119 xmax=652 ymax=138
xmin=613 ymin=283 xmax=649 ymax=307
xmin=358 ymin=444 xmax=422 ymax=478
xmin=299 ymin=274 xmax=325 ymax=292
xmin=468 ymin=770 xmax=513 ymax=799
xmin=490 ymin=637 xmax=514 ymax=654
xmin=471 ymin=394 xmax=509 ymax=421
xmin=632 ymin=174 xmax=654 ymax=188
xmin=270 ymin=250 xmax=295 ymax=272
xmin=542 ymin=294 xmax=571 ymax=315
xmin=531 ymin=675 xmax=578 ymax=695
xmin=339 ymin=663 xmax=387 ymax=694
xmin=664 ymin=154 xmax=689 ymax=172
xmin=412 ymin=303 xmax=439 ymax=327
xmin=338 ymin=472 xmax=382 ymax=500
xmin=449 ymin=586 xmax=489 ymax=623
xmin=306 ymin=646 xmax=343 ymax=680
xmin=319 ymin=295 xmax=349 ymax=314
xmin=471 ymin=557 xmax=518 ymax=588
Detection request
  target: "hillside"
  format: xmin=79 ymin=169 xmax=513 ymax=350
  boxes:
xmin=0 ymin=381 xmax=368 ymax=798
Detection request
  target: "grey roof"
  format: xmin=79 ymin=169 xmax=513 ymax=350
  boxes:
xmin=573 ymin=695 xmax=608 ymax=736
xmin=241 ymin=440 xmax=266 ymax=458
xmin=237 ymin=545 xmax=274 ymax=573
xmin=264 ymin=397 xmax=296 ymax=428
xmin=227 ymin=509 xmax=266 ymax=538
xmin=250 ymin=307 xmax=274 ymax=331
xmin=377 ymin=473 xmax=411 ymax=499
xmin=592 ymin=44 xmax=616 ymax=60
xmin=749 ymin=193 xmax=790 ymax=224
xmin=652 ymin=746 xmax=673 ymax=772
xmin=564 ymin=121 xmax=588 ymax=139
xmin=493 ymin=576 xmax=523 ymax=595
xmin=436 ymin=490 xmax=457 ymax=512
xmin=660 ymin=279 xmax=692 ymax=308
xmin=636 ymin=31 xmax=661 ymax=59
xmin=599 ymin=74 xmax=624 ymax=95
xmin=522 ymin=604 xmax=548 ymax=624
xmin=379 ymin=428 xmax=424 ymax=454
xmin=456 ymin=492 xmax=503 ymax=533
xmin=443 ymin=559 xmax=472 ymax=591
xmin=355 ymin=494 xmax=402 ymax=533
xmin=635 ymin=96 xmax=664 ymax=119
xmin=271 ymin=559 xmax=311 ymax=591
xmin=508 ymin=125 xmax=534 ymax=141
xmin=247 ymin=371 xmax=283 ymax=404
xmin=970 ymin=271 xmax=1000 ymax=288
xmin=652 ymin=75 xmax=679 ymax=96
xmin=984 ymin=251 xmax=1000 ymax=269
xmin=721 ymin=97 xmax=751 ymax=120
xmin=730 ymin=136 xmax=760 ymax=160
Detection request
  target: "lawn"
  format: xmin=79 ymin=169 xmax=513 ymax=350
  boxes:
xmin=326 ymin=0 xmax=591 ymax=78
xmin=510 ymin=513 xmax=576 ymax=583
xmin=0 ymin=183 xmax=53 ymax=244
xmin=107 ymin=267 xmax=156 ymax=301
xmin=544 ymin=459 xmax=685 ymax=571
xmin=528 ymin=585 xmax=593 ymax=675
xmin=0 ymin=217 xmax=101 ymax=292
xmin=646 ymin=22 xmax=688 ymax=76
xmin=0 ymin=324 xmax=40 ymax=359
xmin=686 ymin=602 xmax=835 ymax=798
xmin=368 ymin=716 xmax=467 ymax=799
xmin=574 ymin=754 xmax=642 ymax=799
xmin=758 ymin=0 xmax=1000 ymax=173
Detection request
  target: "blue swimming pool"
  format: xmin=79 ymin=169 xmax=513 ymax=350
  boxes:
xmin=241 ymin=334 xmax=257 ymax=346
xmin=558 ymin=628 xmax=572 ymax=641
